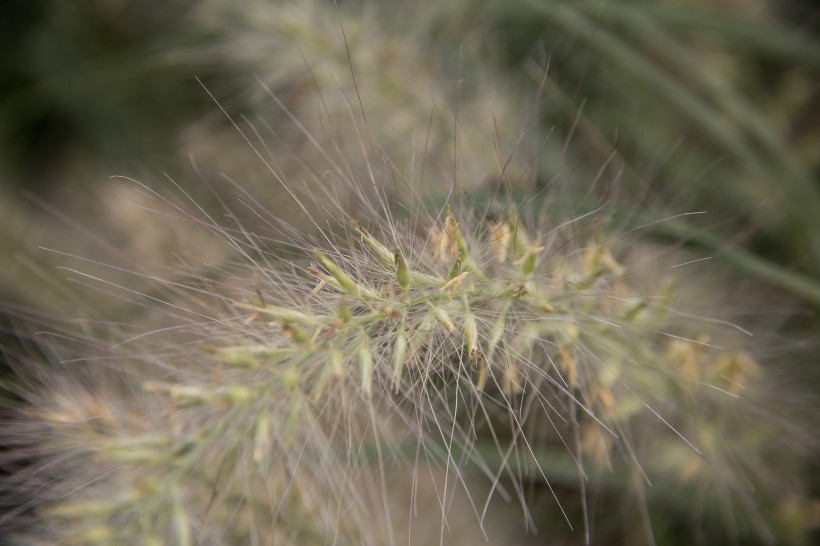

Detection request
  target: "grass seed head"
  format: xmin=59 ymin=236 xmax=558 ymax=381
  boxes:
xmin=2 ymin=1 xmax=815 ymax=543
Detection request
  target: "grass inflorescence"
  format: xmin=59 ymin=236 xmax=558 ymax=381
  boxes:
xmin=1 ymin=1 xmax=816 ymax=544
xmin=3 ymin=182 xmax=807 ymax=544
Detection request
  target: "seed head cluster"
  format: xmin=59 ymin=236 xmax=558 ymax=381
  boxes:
xmin=3 ymin=186 xmax=791 ymax=544
xmin=0 ymin=0 xmax=813 ymax=543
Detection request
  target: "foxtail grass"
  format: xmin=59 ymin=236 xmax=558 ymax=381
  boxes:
xmin=1 ymin=1 xmax=816 ymax=545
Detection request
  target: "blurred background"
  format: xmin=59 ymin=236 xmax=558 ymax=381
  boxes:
xmin=1 ymin=0 xmax=819 ymax=311
xmin=0 ymin=0 xmax=818 ymax=544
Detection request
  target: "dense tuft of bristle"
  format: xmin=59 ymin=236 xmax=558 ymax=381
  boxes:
xmin=3 ymin=188 xmax=808 ymax=544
